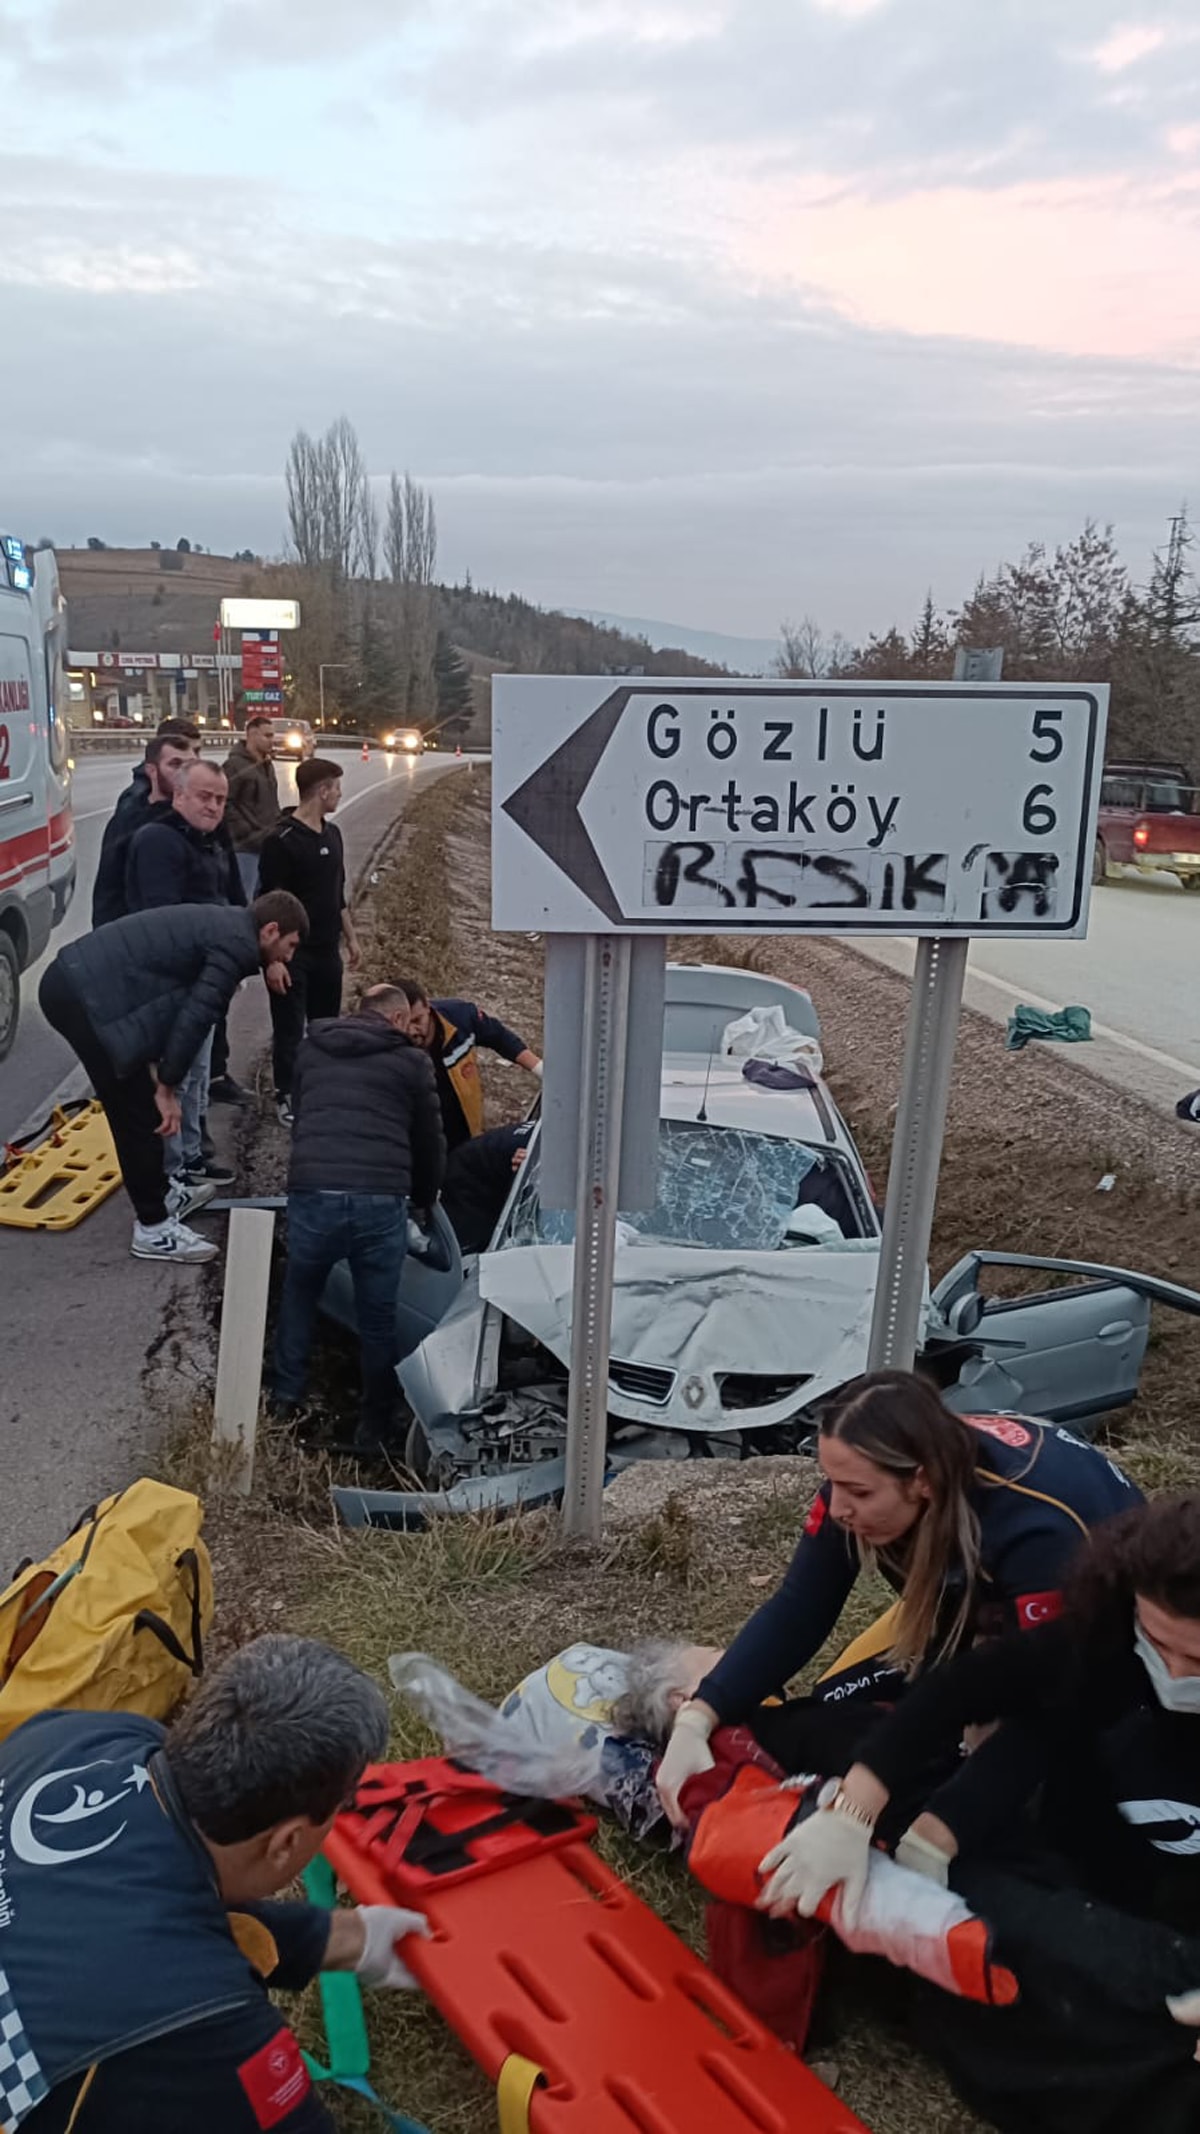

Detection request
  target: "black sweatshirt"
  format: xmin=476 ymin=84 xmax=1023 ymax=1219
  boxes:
xmin=257 ymin=811 xmax=345 ymax=950
xmin=865 ymin=1618 xmax=1200 ymax=1930
xmin=699 ymin=1417 xmax=1141 ymax=1722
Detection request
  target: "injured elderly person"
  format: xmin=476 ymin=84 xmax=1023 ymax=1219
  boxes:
xmin=389 ymin=1636 xmax=1023 ymax=2037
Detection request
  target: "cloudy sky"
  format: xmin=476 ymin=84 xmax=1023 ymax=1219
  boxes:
xmin=2 ymin=0 xmax=1198 ymax=641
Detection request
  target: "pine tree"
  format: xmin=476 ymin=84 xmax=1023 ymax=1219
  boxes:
xmin=434 ymin=630 xmax=473 ymax=740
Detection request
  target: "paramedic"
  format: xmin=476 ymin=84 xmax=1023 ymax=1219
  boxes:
xmin=397 ymin=981 xmax=542 ymax=1152
xmin=656 ymin=1370 xmax=1141 ymax=1827
xmin=3 ymin=1636 xmax=428 ymax=2134
xmin=752 ymin=1497 xmax=1200 ymax=2134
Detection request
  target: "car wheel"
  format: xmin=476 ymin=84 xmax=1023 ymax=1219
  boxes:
xmin=0 ymin=931 xmax=20 ymax=1062
xmin=1183 ymin=876 xmax=1200 ymax=893
xmin=1092 ymin=838 xmax=1108 ymax=885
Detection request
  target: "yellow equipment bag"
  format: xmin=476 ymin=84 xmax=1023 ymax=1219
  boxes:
xmin=0 ymin=1479 xmax=213 ymax=1742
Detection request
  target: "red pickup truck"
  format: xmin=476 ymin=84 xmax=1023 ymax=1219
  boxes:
xmin=1094 ymin=761 xmax=1200 ymax=891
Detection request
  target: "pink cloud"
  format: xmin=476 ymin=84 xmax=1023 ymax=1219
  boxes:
xmin=1091 ymin=24 xmax=1168 ymax=73
xmin=733 ymin=171 xmax=1200 ymax=363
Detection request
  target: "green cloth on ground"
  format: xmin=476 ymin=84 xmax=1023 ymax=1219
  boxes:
xmin=1006 ymin=1004 xmax=1093 ymax=1052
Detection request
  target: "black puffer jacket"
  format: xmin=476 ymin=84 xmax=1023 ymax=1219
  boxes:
xmin=126 ymin=809 xmax=244 ymax=911
xmin=289 ymin=1012 xmax=446 ymax=1204
xmin=51 ymin=906 xmax=263 ymax=1087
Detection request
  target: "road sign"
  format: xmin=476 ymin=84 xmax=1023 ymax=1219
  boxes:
xmin=493 ymin=677 xmax=1109 ymax=940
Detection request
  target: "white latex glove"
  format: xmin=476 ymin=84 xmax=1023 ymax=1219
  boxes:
xmin=758 ymin=1806 xmax=872 ymax=1928
xmin=353 ymin=1905 xmax=432 ymax=1989
xmin=655 ymin=1704 xmax=716 ymax=1831
xmin=893 ymin=1826 xmax=952 ymax=1887
xmin=531 ymin=1059 xmax=544 ymax=1079
xmin=1167 ymin=1989 xmax=1200 ymax=2062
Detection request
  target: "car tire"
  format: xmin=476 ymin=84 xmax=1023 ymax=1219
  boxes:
xmin=1183 ymin=877 xmax=1200 ymax=893
xmin=0 ymin=931 xmax=20 ymax=1062
xmin=1092 ymin=838 xmax=1108 ymax=885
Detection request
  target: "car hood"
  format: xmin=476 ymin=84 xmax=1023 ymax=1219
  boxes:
xmin=478 ymin=1239 xmax=894 ymax=1431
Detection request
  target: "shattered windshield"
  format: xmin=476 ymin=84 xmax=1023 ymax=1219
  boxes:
xmin=510 ymin=1121 xmax=862 ymax=1252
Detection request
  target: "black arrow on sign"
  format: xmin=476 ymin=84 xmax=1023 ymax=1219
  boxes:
xmin=501 ymin=685 xmax=629 ymax=923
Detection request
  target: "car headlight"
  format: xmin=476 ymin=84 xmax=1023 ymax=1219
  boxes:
xmin=401 ymin=730 xmax=421 ymax=752
xmin=382 ymin=732 xmax=397 ymax=750
xmin=286 ymin=730 xmax=302 ymax=750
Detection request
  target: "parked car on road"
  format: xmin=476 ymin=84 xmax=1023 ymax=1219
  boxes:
xmin=1094 ymin=760 xmax=1200 ymax=889
xmin=321 ymin=963 xmax=1200 ymax=1524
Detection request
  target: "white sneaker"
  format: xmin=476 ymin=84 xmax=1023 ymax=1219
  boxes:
xmin=165 ymin=1177 xmax=218 ymax=1222
xmin=276 ymin=1098 xmax=295 ymax=1128
xmin=131 ymin=1218 xmax=219 ymax=1264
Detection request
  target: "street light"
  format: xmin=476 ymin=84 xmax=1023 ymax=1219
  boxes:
xmin=318 ymin=663 xmax=351 ymax=732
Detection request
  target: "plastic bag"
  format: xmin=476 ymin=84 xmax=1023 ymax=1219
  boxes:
xmin=722 ymin=1005 xmax=824 ymax=1076
xmin=390 ymin=1649 xmax=619 ymax=1801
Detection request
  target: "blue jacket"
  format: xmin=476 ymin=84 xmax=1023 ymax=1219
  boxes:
xmin=0 ymin=1710 xmax=332 ymax=2131
xmin=429 ymin=997 xmax=529 ymax=1148
xmin=700 ymin=1416 xmax=1143 ymax=1721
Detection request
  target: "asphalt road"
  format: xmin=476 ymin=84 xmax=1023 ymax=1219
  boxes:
xmin=0 ymin=745 xmax=440 ymax=1145
xmin=855 ymin=863 xmax=1200 ymax=1117
xmin=0 ymin=747 xmax=463 ymax=1566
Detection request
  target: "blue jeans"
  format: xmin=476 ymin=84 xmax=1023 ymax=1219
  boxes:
xmin=272 ymin=1191 xmax=408 ymax=1442
xmin=165 ymin=1029 xmax=213 ymax=1178
xmin=236 ymin=851 xmax=260 ymax=899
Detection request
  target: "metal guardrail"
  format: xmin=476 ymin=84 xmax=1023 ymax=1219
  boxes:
xmin=70 ymin=729 xmax=485 ymax=757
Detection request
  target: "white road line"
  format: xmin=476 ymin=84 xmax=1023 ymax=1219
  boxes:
xmin=965 ymin=961 xmax=1200 ymax=1080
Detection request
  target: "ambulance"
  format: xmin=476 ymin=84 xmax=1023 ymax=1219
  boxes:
xmin=0 ymin=535 xmax=74 ymax=1060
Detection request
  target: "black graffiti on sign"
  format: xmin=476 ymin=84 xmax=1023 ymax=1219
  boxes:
xmin=981 ymin=851 xmax=1059 ymax=920
xmin=644 ymin=843 xmax=950 ymax=915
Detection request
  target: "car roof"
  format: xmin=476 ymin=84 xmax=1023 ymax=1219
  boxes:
xmin=660 ymin=1053 xmax=848 ymax=1150
xmin=663 ymin=960 xmax=821 ymax=1050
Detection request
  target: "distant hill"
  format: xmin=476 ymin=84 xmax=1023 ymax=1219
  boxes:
xmin=567 ymin=610 xmax=780 ymax=675
xmin=58 ymin=547 xmax=259 ymax=653
xmin=436 ymin=583 xmax=726 ymax=677
xmin=57 ymin=550 xmax=729 ymax=682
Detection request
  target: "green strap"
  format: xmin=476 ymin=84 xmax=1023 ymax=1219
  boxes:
xmin=302 ymin=1857 xmax=433 ymax=2134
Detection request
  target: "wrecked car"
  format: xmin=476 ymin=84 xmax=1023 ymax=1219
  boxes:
xmin=322 ymin=963 xmax=1200 ymax=1526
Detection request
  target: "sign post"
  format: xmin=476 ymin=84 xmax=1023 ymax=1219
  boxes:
xmin=563 ymin=934 xmax=632 ymax=1537
xmin=493 ymin=676 xmax=1108 ymax=1541
xmin=866 ymin=935 xmax=969 ymax=1371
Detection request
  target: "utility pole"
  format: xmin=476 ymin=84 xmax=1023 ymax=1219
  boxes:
xmin=318 ymin=663 xmax=351 ymax=732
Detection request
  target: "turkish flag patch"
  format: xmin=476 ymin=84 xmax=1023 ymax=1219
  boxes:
xmin=803 ymin=1492 xmax=829 ymax=1538
xmin=237 ymin=2028 xmax=311 ymax=2128
xmin=1015 ymin=1589 xmax=1063 ymax=1630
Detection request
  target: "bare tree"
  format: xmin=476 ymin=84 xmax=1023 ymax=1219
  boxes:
xmin=285 ymin=430 xmax=323 ymax=569
xmin=385 ymin=471 xmax=439 ymax=723
xmin=775 ymin=615 xmax=849 ymax=678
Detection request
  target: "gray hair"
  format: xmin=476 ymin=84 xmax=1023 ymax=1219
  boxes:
xmin=172 ymin=754 xmax=225 ymax=790
xmin=611 ymin=1640 xmax=698 ymax=1744
xmin=166 ymin=1634 xmax=389 ymax=1843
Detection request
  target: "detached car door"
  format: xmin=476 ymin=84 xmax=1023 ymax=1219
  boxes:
xmin=930 ymin=1251 xmax=1200 ymax=1432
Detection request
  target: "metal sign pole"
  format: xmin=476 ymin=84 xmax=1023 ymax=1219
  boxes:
xmin=866 ymin=934 xmax=969 ymax=1373
xmin=563 ymin=933 xmax=632 ymax=1540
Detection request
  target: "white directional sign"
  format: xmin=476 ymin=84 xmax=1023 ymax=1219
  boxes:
xmin=493 ymin=676 xmax=1109 ymax=938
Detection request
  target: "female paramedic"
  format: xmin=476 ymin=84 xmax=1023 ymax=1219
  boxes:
xmin=656 ymin=1369 xmax=1141 ymax=1827
xmin=752 ymin=1496 xmax=1200 ymax=2134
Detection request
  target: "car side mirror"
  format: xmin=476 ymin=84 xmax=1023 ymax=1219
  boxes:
xmin=946 ymin=1291 xmax=984 ymax=1338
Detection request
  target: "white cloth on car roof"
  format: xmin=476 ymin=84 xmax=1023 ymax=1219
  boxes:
xmin=722 ymin=1004 xmax=823 ymax=1076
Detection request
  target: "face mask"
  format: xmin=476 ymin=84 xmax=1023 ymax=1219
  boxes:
xmin=1134 ymin=1626 xmax=1200 ymax=1715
